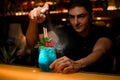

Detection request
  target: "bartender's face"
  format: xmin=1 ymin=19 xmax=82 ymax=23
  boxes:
xmin=68 ymin=6 xmax=91 ymax=33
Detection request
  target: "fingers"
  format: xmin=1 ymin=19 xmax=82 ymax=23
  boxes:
xmin=49 ymin=56 xmax=78 ymax=73
xmin=29 ymin=7 xmax=45 ymax=19
xmin=54 ymin=60 xmax=69 ymax=73
xmin=49 ymin=56 xmax=65 ymax=69
xmin=43 ymin=3 xmax=49 ymax=11
xmin=29 ymin=8 xmax=36 ymax=19
xmin=63 ymin=65 xmax=74 ymax=74
xmin=29 ymin=3 xmax=48 ymax=23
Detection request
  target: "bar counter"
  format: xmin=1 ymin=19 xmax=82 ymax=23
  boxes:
xmin=0 ymin=64 xmax=120 ymax=80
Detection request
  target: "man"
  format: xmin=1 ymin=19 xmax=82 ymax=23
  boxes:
xmin=26 ymin=0 xmax=114 ymax=73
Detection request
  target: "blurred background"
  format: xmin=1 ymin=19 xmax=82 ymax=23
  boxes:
xmin=0 ymin=0 xmax=120 ymax=36
xmin=0 ymin=0 xmax=120 ymax=33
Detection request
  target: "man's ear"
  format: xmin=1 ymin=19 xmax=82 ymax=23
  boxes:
xmin=91 ymin=12 xmax=95 ymax=20
xmin=89 ymin=12 xmax=95 ymax=22
xmin=91 ymin=12 xmax=95 ymax=18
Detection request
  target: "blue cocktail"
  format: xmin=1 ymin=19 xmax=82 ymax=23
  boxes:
xmin=38 ymin=47 xmax=56 ymax=72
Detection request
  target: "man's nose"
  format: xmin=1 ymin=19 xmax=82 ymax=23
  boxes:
xmin=74 ymin=17 xmax=78 ymax=25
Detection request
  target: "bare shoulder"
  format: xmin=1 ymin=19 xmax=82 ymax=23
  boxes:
xmin=96 ymin=37 xmax=113 ymax=44
xmin=93 ymin=37 xmax=113 ymax=52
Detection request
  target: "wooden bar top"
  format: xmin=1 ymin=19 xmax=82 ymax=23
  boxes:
xmin=0 ymin=64 xmax=120 ymax=80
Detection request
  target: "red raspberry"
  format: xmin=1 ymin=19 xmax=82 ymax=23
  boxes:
xmin=49 ymin=41 xmax=54 ymax=47
xmin=45 ymin=42 xmax=49 ymax=47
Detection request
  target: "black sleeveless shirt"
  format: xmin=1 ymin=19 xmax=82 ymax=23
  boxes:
xmin=59 ymin=24 xmax=114 ymax=73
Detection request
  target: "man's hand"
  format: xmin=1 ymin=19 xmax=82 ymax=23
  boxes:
xmin=50 ymin=56 xmax=81 ymax=74
xmin=29 ymin=3 xmax=49 ymax=23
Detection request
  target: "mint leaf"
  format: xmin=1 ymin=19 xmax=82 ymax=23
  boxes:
xmin=37 ymin=37 xmax=50 ymax=47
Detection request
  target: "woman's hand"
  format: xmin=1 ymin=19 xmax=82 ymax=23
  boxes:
xmin=49 ymin=56 xmax=81 ymax=74
xmin=29 ymin=3 xmax=49 ymax=23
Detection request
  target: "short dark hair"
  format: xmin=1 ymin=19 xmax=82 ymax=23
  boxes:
xmin=68 ymin=0 xmax=92 ymax=14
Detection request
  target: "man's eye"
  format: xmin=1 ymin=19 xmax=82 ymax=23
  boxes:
xmin=77 ymin=14 xmax=86 ymax=18
xmin=69 ymin=15 xmax=74 ymax=19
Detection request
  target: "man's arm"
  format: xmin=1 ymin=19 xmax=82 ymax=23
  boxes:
xmin=76 ymin=37 xmax=113 ymax=68
xmin=50 ymin=37 xmax=113 ymax=73
xmin=26 ymin=3 xmax=49 ymax=48
xmin=26 ymin=21 xmax=39 ymax=48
